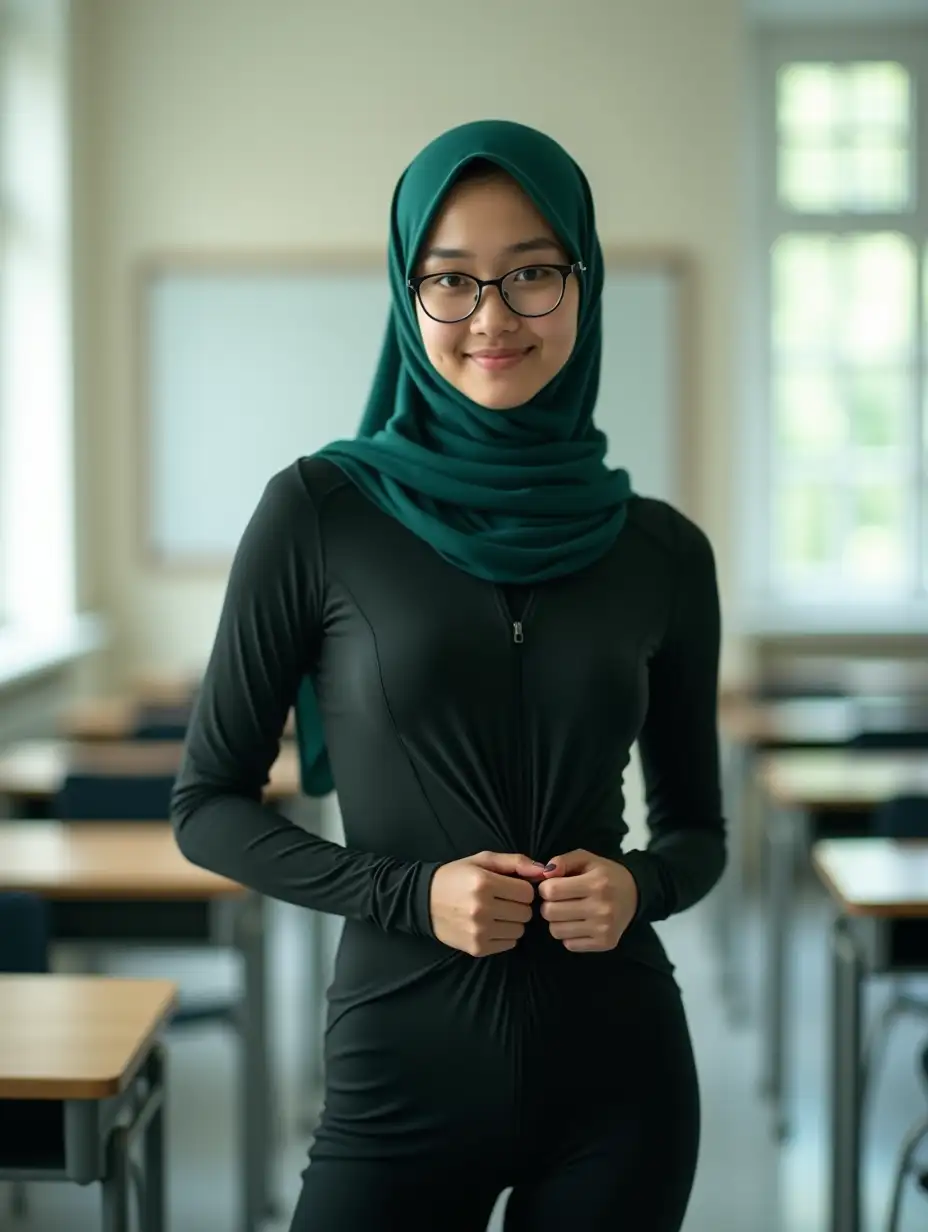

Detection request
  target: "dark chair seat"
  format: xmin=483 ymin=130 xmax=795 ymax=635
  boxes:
xmin=56 ymin=772 xmax=176 ymax=822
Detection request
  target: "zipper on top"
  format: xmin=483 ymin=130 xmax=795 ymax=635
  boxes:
xmin=513 ymin=621 xmax=524 ymax=644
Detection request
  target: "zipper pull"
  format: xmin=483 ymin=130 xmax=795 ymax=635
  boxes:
xmin=513 ymin=621 xmax=524 ymax=645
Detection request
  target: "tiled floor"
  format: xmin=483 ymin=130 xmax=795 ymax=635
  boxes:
xmin=4 ymin=885 xmax=928 ymax=1230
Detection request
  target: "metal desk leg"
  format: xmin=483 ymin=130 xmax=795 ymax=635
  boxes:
xmin=829 ymin=916 xmax=863 ymax=1232
xmin=760 ymin=804 xmax=797 ymax=1139
xmin=718 ymin=740 xmax=751 ymax=1024
xmin=238 ymin=892 xmax=272 ymax=1232
xmin=143 ymin=1044 xmax=167 ymax=1232
xmin=101 ymin=1124 xmax=131 ymax=1232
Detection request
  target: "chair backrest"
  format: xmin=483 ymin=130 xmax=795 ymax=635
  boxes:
xmin=55 ymin=772 xmax=176 ymax=821
xmin=872 ymin=794 xmax=928 ymax=839
xmin=849 ymin=729 xmax=928 ymax=751
xmin=130 ymin=702 xmax=190 ymax=742
xmin=0 ymin=892 xmax=49 ymax=972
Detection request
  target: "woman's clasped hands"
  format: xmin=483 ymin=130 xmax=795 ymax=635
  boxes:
xmin=429 ymin=848 xmax=639 ymax=958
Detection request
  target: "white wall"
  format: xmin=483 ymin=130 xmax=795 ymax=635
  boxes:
xmin=71 ymin=0 xmax=744 ymax=685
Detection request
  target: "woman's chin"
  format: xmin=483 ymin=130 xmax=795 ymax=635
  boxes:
xmin=463 ymin=376 xmax=538 ymax=412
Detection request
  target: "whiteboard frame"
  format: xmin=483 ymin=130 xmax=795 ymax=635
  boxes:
xmin=134 ymin=245 xmax=695 ymax=573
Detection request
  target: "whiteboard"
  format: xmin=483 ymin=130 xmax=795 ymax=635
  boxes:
xmin=139 ymin=253 xmax=688 ymax=566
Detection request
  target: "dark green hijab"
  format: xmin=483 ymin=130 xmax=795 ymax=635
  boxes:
xmin=296 ymin=119 xmax=633 ymax=796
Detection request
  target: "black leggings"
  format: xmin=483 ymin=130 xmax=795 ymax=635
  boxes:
xmin=289 ymin=954 xmax=700 ymax=1231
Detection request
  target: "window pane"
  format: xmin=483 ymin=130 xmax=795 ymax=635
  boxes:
xmin=773 ymin=482 xmax=840 ymax=577
xmin=772 ymin=233 xmax=915 ymax=361
xmin=844 ymin=482 xmax=906 ymax=585
xmin=846 ymin=146 xmax=908 ymax=211
xmin=774 ymin=366 xmax=908 ymax=455
xmin=778 ymin=64 xmax=836 ymax=130
xmin=778 ymin=145 xmax=841 ymax=211
xmin=847 ymin=61 xmax=910 ymax=129
xmin=776 ymin=61 xmax=912 ymax=212
xmin=845 ymin=369 xmax=908 ymax=449
xmin=774 ymin=369 xmax=844 ymax=455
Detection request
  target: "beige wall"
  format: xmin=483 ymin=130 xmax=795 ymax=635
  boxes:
xmin=71 ymin=0 xmax=744 ymax=687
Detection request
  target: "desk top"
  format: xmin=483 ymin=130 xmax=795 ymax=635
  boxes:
xmin=757 ymin=749 xmax=928 ymax=809
xmin=61 ymin=696 xmax=297 ymax=741
xmin=0 ymin=821 xmax=245 ymax=899
xmin=812 ymin=838 xmax=928 ymax=917
xmin=720 ymin=695 xmax=928 ymax=747
xmin=0 ymin=738 xmax=300 ymax=802
xmin=719 ymin=697 xmax=857 ymax=745
xmin=0 ymin=976 xmax=176 ymax=1099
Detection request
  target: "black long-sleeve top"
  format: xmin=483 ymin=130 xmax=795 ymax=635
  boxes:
xmin=171 ymin=456 xmax=726 ymax=976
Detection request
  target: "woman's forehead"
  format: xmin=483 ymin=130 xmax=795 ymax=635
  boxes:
xmin=422 ymin=176 xmax=565 ymax=255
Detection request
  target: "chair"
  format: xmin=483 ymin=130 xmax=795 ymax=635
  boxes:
xmin=0 ymin=892 xmax=49 ymax=1222
xmin=54 ymin=773 xmax=236 ymax=1030
xmin=885 ymin=1039 xmax=928 ymax=1231
xmin=849 ymin=728 xmax=928 ymax=751
xmin=56 ymin=772 xmax=176 ymax=821
xmin=0 ymin=891 xmax=49 ymax=973
xmin=130 ymin=702 xmax=190 ymax=742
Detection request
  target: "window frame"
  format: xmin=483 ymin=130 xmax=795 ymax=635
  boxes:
xmin=736 ymin=22 xmax=928 ymax=635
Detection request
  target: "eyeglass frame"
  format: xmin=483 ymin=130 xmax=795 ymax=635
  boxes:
xmin=407 ymin=260 xmax=586 ymax=323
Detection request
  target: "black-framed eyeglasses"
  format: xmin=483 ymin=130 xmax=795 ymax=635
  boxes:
xmin=407 ymin=261 xmax=585 ymax=324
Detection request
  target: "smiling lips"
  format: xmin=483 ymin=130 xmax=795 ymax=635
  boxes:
xmin=467 ymin=346 xmax=534 ymax=371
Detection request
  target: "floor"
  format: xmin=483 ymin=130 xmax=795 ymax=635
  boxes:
xmin=5 ymin=878 xmax=928 ymax=1232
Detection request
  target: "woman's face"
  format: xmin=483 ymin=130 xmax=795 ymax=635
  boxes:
xmin=412 ymin=173 xmax=580 ymax=411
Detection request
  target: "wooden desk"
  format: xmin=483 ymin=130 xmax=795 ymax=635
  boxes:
xmin=0 ymin=823 xmax=270 ymax=1232
xmin=128 ymin=670 xmax=199 ymax=705
xmin=759 ymin=749 xmax=928 ymax=811
xmin=61 ymin=696 xmax=297 ymax=741
xmin=755 ymin=750 xmax=928 ymax=1141
xmin=813 ymin=837 xmax=928 ymax=916
xmin=716 ymin=698 xmax=928 ymax=1027
xmin=0 ymin=738 xmax=301 ymax=808
xmin=0 ymin=975 xmax=175 ymax=1232
xmin=0 ymin=821 xmax=245 ymax=899
xmin=719 ymin=696 xmax=858 ymax=746
xmin=812 ymin=840 xmax=928 ymax=1232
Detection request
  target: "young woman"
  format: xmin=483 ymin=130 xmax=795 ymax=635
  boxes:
xmin=172 ymin=118 xmax=726 ymax=1232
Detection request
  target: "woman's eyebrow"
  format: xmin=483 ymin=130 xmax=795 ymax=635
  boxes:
xmin=422 ymin=237 xmax=562 ymax=261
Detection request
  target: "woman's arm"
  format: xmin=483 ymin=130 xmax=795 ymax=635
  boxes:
xmin=171 ymin=463 xmax=439 ymax=936
xmin=618 ymin=513 xmax=727 ymax=922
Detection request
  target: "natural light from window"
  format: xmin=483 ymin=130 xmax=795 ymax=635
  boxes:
xmin=765 ymin=55 xmax=925 ymax=615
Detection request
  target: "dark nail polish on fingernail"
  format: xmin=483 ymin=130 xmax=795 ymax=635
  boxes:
xmin=532 ymin=860 xmax=545 ymax=866
xmin=545 ymin=863 xmax=556 ymax=871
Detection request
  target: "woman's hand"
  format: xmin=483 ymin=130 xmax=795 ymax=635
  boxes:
xmin=430 ymin=851 xmax=545 ymax=958
xmin=538 ymin=849 xmax=639 ymax=952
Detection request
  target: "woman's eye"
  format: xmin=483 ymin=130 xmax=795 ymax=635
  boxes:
xmin=513 ymin=266 xmax=553 ymax=283
xmin=437 ymin=274 xmax=467 ymax=289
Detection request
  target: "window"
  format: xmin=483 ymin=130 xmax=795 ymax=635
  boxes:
xmin=742 ymin=28 xmax=928 ymax=632
xmin=0 ymin=0 xmax=75 ymax=636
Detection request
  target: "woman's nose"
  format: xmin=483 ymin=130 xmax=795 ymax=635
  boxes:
xmin=469 ymin=284 xmax=519 ymax=334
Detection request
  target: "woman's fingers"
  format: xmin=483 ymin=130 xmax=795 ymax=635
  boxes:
xmin=540 ymin=898 xmax=589 ymax=922
xmin=548 ymin=920 xmax=594 ymax=941
xmin=492 ymin=899 xmax=534 ymax=924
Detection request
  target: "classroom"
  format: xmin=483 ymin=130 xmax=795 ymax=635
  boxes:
xmin=1 ymin=0 xmax=927 ymax=1230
